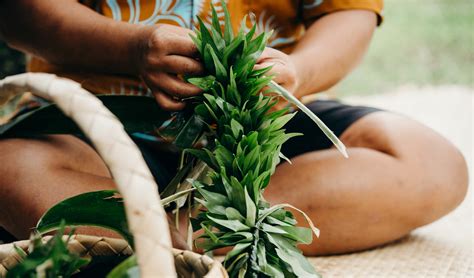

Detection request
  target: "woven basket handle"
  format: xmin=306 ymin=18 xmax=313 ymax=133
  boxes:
xmin=0 ymin=73 xmax=176 ymax=277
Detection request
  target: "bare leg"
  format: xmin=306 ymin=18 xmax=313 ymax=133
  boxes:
xmin=0 ymin=135 xmax=115 ymax=238
xmin=0 ymin=135 xmax=189 ymax=250
xmin=265 ymin=112 xmax=468 ymax=255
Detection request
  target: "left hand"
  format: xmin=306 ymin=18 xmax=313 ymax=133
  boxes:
xmin=255 ymin=47 xmax=299 ymax=95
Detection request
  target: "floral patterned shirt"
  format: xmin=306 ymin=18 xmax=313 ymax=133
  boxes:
xmin=26 ymin=0 xmax=383 ymax=97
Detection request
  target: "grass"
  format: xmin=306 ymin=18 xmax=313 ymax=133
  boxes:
xmin=336 ymin=0 xmax=474 ymax=96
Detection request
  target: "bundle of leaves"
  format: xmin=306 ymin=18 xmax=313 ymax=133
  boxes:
xmin=182 ymin=4 xmax=322 ymax=277
xmin=6 ymin=224 xmax=89 ymax=278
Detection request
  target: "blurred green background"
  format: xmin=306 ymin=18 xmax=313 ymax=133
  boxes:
xmin=0 ymin=0 xmax=472 ymax=95
xmin=336 ymin=0 xmax=473 ymax=96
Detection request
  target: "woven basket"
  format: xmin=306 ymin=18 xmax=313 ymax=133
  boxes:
xmin=0 ymin=73 xmax=227 ymax=277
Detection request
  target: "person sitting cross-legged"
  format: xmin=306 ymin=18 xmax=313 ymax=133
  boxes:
xmin=0 ymin=0 xmax=468 ymax=255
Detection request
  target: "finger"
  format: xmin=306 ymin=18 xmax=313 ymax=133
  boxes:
xmin=148 ymin=72 xmax=202 ymax=98
xmin=254 ymin=62 xmax=275 ymax=72
xmin=160 ymin=55 xmax=204 ymax=75
xmin=255 ymin=62 xmax=283 ymax=80
xmin=271 ymin=69 xmax=287 ymax=85
xmin=257 ymin=47 xmax=280 ymax=63
xmin=168 ymin=36 xmax=200 ymax=57
xmin=167 ymin=24 xmax=195 ymax=36
xmin=255 ymin=62 xmax=292 ymax=89
xmin=154 ymin=91 xmax=186 ymax=111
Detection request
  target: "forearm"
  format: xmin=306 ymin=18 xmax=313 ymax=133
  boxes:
xmin=290 ymin=10 xmax=377 ymax=98
xmin=0 ymin=0 xmax=153 ymax=75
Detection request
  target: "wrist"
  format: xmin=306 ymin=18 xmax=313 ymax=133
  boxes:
xmin=130 ymin=25 xmax=157 ymax=75
xmin=288 ymin=54 xmax=308 ymax=98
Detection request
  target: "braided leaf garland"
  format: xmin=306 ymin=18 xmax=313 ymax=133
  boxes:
xmin=187 ymin=3 xmax=323 ymax=277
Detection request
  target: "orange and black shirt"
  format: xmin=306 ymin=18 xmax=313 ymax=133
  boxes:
xmin=28 ymin=0 xmax=383 ymax=96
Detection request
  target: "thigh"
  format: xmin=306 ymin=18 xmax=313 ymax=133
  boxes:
xmin=0 ymin=134 xmax=110 ymax=177
xmin=0 ymin=135 xmax=114 ymax=237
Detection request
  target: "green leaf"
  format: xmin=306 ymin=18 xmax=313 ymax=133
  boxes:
xmin=280 ymin=226 xmax=313 ymax=245
xmin=258 ymin=204 xmax=319 ymax=238
xmin=211 ymin=3 xmax=222 ymax=36
xmin=225 ymin=207 xmax=246 ymax=222
xmin=0 ymin=96 xmax=171 ymax=137
xmin=195 ymin=198 xmax=226 ymax=215
xmin=189 ymin=33 xmax=203 ymax=54
xmin=220 ymin=231 xmax=253 ymax=244
xmin=256 ymin=240 xmax=267 ymax=269
xmin=244 ymin=187 xmax=257 ymax=226
xmin=214 ymin=144 xmax=234 ymax=169
xmin=261 ymin=223 xmax=312 ymax=244
xmin=261 ymin=223 xmax=287 ymax=234
xmin=197 ymin=17 xmax=217 ymax=54
xmin=250 ymin=65 xmax=273 ymax=78
xmin=160 ymin=162 xmax=193 ymax=199
xmin=193 ymin=181 xmax=229 ymax=206
xmin=7 ymin=223 xmax=90 ymax=278
xmin=270 ymin=112 xmax=296 ymax=131
xmin=187 ymin=75 xmax=216 ymax=91
xmin=36 ymin=190 xmax=133 ymax=245
xmin=226 ymin=252 xmax=249 ymax=277
xmin=229 ymin=176 xmax=246 ymax=213
xmin=160 ymin=187 xmax=196 ymax=206
xmin=263 ymin=264 xmax=285 ymax=278
xmin=207 ymin=44 xmax=228 ymax=81
xmin=243 ymin=145 xmax=261 ymax=173
xmin=211 ymin=27 xmax=226 ymax=51
xmin=223 ymin=32 xmax=244 ymax=66
xmin=185 ymin=148 xmax=218 ymax=170
xmin=230 ymin=118 xmax=244 ymax=138
xmin=201 ymin=223 xmax=219 ymax=243
xmin=207 ymin=215 xmax=250 ymax=232
xmin=224 ymin=242 xmax=251 ymax=265
xmin=221 ymin=0 xmax=234 ymax=43
xmin=106 ymin=255 xmax=139 ymax=278
xmin=174 ymin=114 xmax=204 ymax=149
xmin=266 ymin=233 xmax=319 ymax=278
xmin=268 ymin=81 xmax=348 ymax=158
xmin=245 ymin=20 xmax=257 ymax=43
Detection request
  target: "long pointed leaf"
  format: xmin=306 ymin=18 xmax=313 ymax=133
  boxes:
xmin=268 ymin=81 xmax=348 ymax=158
xmin=36 ymin=190 xmax=132 ymax=245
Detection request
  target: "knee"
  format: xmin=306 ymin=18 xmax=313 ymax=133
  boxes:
xmin=342 ymin=112 xmax=469 ymax=227
xmin=420 ymin=142 xmax=469 ymax=222
xmin=395 ymin=122 xmax=468 ymax=227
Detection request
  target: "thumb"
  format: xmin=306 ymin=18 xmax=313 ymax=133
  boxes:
xmin=254 ymin=61 xmax=275 ymax=71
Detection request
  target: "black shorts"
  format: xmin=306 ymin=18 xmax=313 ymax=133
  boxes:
xmin=281 ymin=100 xmax=381 ymax=159
xmin=0 ymin=100 xmax=381 ymax=242
xmin=136 ymin=100 xmax=381 ymax=190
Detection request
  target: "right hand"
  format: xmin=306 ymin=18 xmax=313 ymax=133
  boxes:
xmin=137 ymin=24 xmax=204 ymax=111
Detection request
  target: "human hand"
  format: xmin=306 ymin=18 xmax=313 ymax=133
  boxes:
xmin=137 ymin=24 xmax=204 ymax=111
xmin=255 ymin=47 xmax=299 ymax=95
